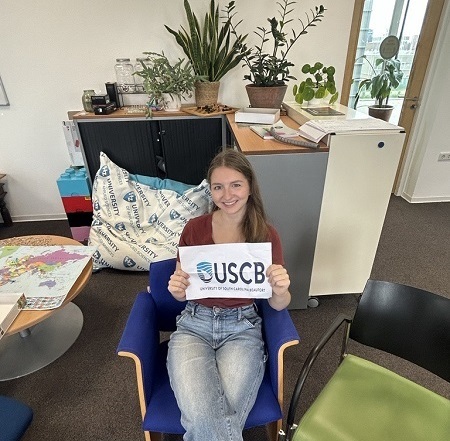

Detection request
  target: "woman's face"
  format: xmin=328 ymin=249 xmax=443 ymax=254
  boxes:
xmin=210 ymin=166 xmax=251 ymax=217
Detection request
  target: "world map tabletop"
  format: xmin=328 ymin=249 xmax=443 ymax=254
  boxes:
xmin=0 ymin=246 xmax=96 ymax=310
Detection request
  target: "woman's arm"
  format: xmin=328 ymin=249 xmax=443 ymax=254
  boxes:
xmin=168 ymin=261 xmax=190 ymax=302
xmin=266 ymin=264 xmax=291 ymax=311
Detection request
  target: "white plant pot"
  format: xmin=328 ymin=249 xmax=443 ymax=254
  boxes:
xmin=162 ymin=94 xmax=182 ymax=112
xmin=304 ymin=96 xmax=326 ymax=107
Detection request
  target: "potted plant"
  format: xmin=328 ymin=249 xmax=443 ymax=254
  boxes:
xmin=226 ymin=0 xmax=327 ymax=108
xmin=165 ymin=0 xmax=250 ymax=107
xmin=353 ymin=55 xmax=404 ymax=121
xmin=293 ymin=62 xmax=339 ymax=106
xmin=134 ymin=51 xmax=203 ymax=113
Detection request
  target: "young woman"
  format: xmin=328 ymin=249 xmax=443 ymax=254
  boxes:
xmin=167 ymin=149 xmax=291 ymax=441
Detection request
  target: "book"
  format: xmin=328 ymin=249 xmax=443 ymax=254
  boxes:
xmin=298 ymin=122 xmax=329 ymax=143
xmin=0 ymin=293 xmax=26 ymax=339
xmin=235 ymin=107 xmax=280 ymax=124
xmin=250 ymin=121 xmax=300 ymax=140
xmin=298 ymin=118 xmax=404 ymax=143
xmin=302 ymin=107 xmax=345 ymax=116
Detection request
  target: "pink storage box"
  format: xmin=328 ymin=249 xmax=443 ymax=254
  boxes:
xmin=70 ymin=226 xmax=91 ymax=243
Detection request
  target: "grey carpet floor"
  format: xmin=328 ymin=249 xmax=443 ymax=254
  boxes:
xmin=0 ymin=195 xmax=449 ymax=440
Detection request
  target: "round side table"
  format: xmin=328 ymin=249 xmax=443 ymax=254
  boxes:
xmin=0 ymin=235 xmax=93 ymax=380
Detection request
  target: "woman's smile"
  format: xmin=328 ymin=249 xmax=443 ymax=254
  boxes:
xmin=210 ymin=166 xmax=251 ymax=218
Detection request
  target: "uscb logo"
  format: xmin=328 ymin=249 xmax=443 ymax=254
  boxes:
xmin=92 ymin=218 xmax=102 ymax=227
xmin=99 ymin=165 xmax=110 ymax=177
xmin=93 ymin=200 xmax=100 ymax=211
xmin=170 ymin=209 xmax=180 ymax=220
xmin=123 ymin=256 xmax=136 ymax=268
xmin=148 ymin=213 xmax=158 ymax=224
xmin=115 ymin=222 xmax=126 ymax=231
xmin=146 ymin=237 xmax=158 ymax=244
xmin=197 ymin=262 xmax=213 ymax=283
xmin=197 ymin=261 xmax=266 ymax=285
xmin=93 ymin=250 xmax=101 ymax=260
xmin=123 ymin=192 xmax=137 ymax=203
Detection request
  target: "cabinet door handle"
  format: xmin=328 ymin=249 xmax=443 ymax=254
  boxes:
xmin=403 ymin=96 xmax=419 ymax=109
xmin=156 ymin=156 xmax=166 ymax=173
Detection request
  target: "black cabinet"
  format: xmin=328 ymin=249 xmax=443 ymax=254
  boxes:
xmin=75 ymin=115 xmax=224 ymax=186
xmin=159 ymin=118 xmax=223 ymax=184
xmin=77 ymin=120 xmax=160 ymax=182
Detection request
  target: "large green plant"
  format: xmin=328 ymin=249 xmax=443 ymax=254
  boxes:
xmin=354 ymin=55 xmax=404 ymax=108
xmin=135 ymin=52 xmax=204 ymax=102
xmin=165 ymin=0 xmax=250 ymax=82
xmin=226 ymin=1 xmax=326 ymax=87
xmin=293 ymin=62 xmax=338 ymax=104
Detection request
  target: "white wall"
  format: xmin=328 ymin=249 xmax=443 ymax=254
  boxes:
xmin=0 ymin=0 xmax=353 ymax=221
xmin=399 ymin=0 xmax=450 ymax=203
xmin=0 ymin=0 xmax=446 ymax=222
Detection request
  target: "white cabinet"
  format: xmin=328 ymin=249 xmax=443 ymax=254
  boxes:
xmin=309 ymin=131 xmax=405 ymax=296
xmin=284 ymin=102 xmax=405 ymax=298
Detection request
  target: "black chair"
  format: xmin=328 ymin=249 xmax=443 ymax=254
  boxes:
xmin=282 ymin=279 xmax=450 ymax=441
xmin=0 ymin=395 xmax=33 ymax=441
xmin=117 ymin=258 xmax=300 ymax=441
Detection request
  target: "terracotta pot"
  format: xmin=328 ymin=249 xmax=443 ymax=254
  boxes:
xmin=368 ymin=105 xmax=394 ymax=122
xmin=195 ymin=81 xmax=220 ymax=107
xmin=245 ymin=84 xmax=288 ymax=109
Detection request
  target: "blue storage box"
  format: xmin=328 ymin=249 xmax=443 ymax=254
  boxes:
xmin=56 ymin=167 xmax=91 ymax=197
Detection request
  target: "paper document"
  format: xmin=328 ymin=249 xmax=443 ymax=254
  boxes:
xmin=250 ymin=121 xmax=299 ymax=140
xmin=298 ymin=118 xmax=404 ymax=143
xmin=179 ymin=243 xmax=272 ymax=300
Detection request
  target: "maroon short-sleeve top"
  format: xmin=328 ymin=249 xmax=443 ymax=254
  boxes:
xmin=177 ymin=212 xmax=284 ymax=308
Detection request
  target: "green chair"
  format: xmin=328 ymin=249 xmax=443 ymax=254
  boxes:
xmin=282 ymin=280 xmax=450 ymax=441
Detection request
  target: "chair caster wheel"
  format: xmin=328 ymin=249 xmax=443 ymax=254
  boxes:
xmin=307 ymin=297 xmax=319 ymax=308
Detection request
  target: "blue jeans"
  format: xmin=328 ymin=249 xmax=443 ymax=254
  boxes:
xmin=167 ymin=301 xmax=267 ymax=441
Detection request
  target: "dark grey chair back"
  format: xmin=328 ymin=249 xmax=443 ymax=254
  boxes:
xmin=350 ymin=280 xmax=450 ymax=382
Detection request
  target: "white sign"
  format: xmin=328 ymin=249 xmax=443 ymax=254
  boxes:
xmin=179 ymin=243 xmax=272 ymax=300
xmin=380 ymin=35 xmax=400 ymax=60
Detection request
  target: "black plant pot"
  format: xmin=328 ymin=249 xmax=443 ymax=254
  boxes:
xmin=368 ymin=105 xmax=394 ymax=122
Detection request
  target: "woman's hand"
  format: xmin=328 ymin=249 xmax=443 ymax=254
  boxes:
xmin=168 ymin=264 xmax=190 ymax=301
xmin=266 ymin=264 xmax=291 ymax=310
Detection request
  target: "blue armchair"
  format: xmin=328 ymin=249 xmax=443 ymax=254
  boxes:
xmin=117 ymin=258 xmax=300 ymax=441
xmin=0 ymin=395 xmax=33 ymax=441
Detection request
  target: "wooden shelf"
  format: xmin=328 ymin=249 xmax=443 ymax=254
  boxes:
xmin=72 ymin=106 xmax=211 ymax=120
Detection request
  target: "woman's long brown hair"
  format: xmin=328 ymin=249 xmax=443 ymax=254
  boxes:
xmin=207 ymin=149 xmax=269 ymax=243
